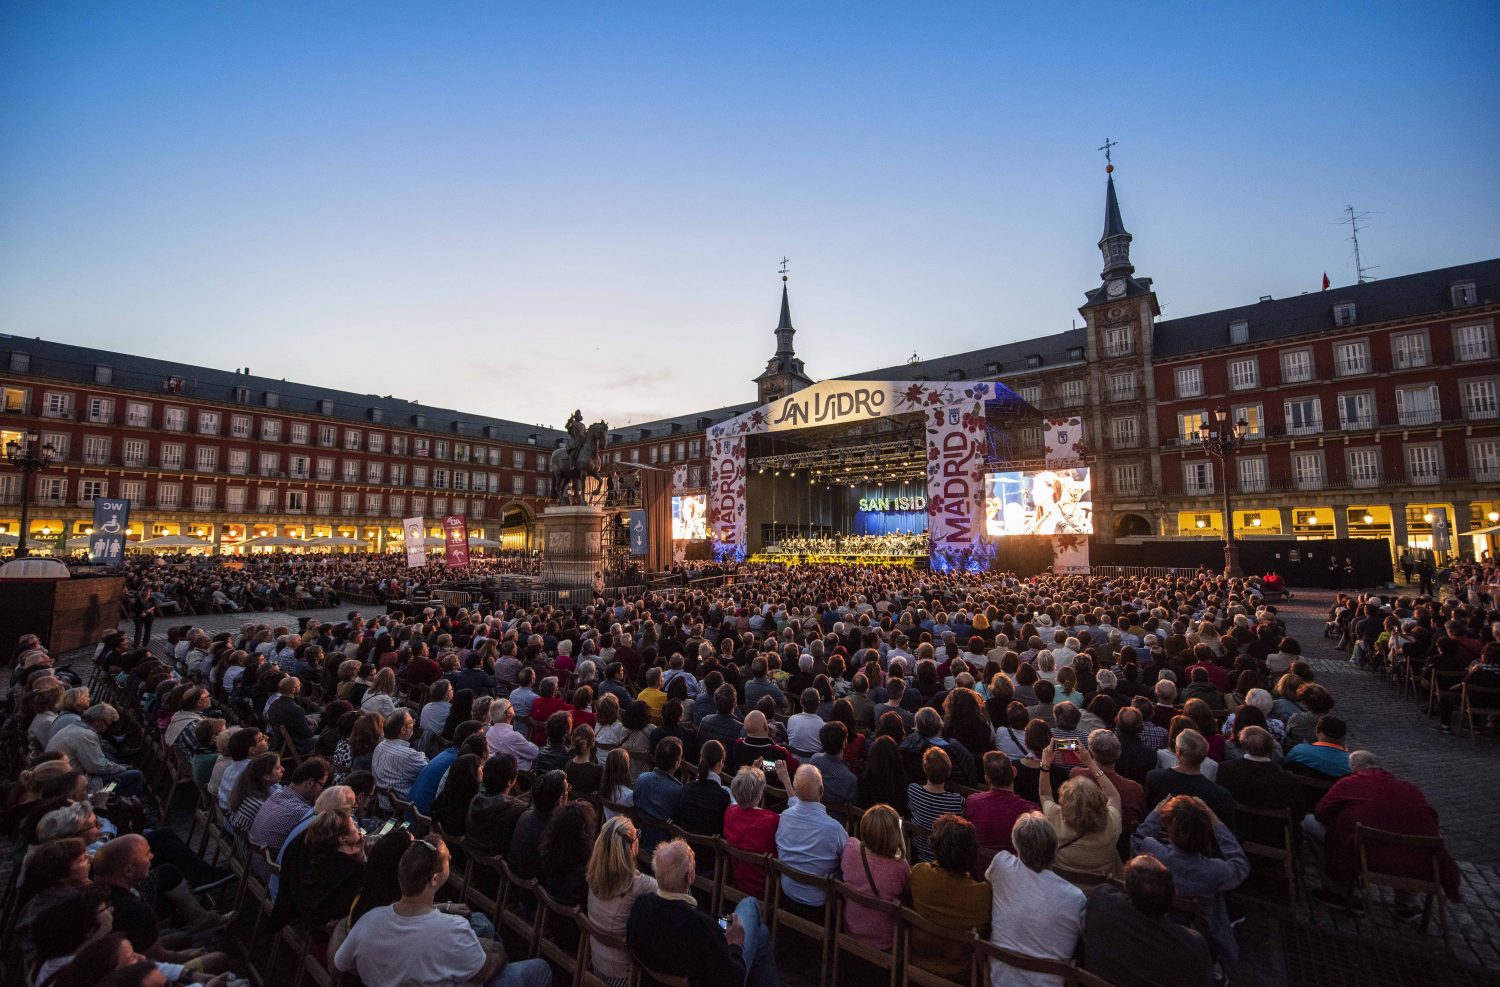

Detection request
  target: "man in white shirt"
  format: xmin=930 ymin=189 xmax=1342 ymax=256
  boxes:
xmin=985 ymin=812 xmax=1087 ymax=986
xmin=371 ymin=710 xmax=428 ymax=797
xmin=785 ymin=689 xmax=825 ymax=756
xmin=334 ymin=834 xmax=549 ymax=987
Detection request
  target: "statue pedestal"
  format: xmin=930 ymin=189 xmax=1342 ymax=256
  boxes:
xmin=537 ymin=504 xmax=606 ymax=594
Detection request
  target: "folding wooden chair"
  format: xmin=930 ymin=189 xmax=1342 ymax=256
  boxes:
xmin=767 ymin=857 xmax=835 ymax=987
xmin=576 ymin=906 xmax=641 ymax=987
xmin=497 ymin=858 xmax=541 ymax=954
xmin=1458 ymin=682 xmax=1500 ymax=740
xmin=628 ymin=947 xmax=691 ymax=987
xmin=972 ymin=938 xmax=1116 ymax=987
xmin=667 ymin=822 xmax=721 ymax=910
xmin=830 ymin=880 xmax=902 ymax=987
xmin=1355 ymin=823 xmax=1453 ymax=951
xmin=896 ymin=907 xmax=974 ymax=987
xmin=532 ymin=883 xmax=582 ymax=982
xmin=713 ymin=837 xmax=772 ymax=912
xmin=278 ymin=725 xmax=310 ymax=769
xmin=1233 ymin=801 xmax=1303 ymax=908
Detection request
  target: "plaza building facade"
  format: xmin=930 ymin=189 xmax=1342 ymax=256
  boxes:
xmin=3 ymin=170 xmax=1496 ymax=562
xmin=0 ymin=340 xmax=562 ymax=553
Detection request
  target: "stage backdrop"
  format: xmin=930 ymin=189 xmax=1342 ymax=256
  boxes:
xmin=709 ymin=378 xmax=1004 ymax=564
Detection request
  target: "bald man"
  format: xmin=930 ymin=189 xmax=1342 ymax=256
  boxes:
xmin=725 ymin=710 xmax=797 ymax=775
xmin=773 ymin=766 xmax=847 ymax=914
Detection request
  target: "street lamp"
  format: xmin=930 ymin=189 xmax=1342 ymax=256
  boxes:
xmin=1198 ymin=408 xmax=1252 ymax=576
xmin=4 ymin=430 xmax=58 ymax=557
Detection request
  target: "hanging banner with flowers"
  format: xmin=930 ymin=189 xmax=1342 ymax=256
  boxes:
xmin=442 ymin=514 xmax=469 ymax=568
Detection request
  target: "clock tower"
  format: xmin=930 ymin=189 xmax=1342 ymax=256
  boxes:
xmin=1079 ymin=160 xmax=1163 ymax=542
xmin=753 ymin=277 xmax=814 ymax=405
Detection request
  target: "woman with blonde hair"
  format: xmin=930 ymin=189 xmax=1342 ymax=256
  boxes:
xmin=334 ymin=659 xmax=364 ymax=702
xmin=585 ymin=815 xmax=657 ymax=987
xmin=359 ymin=668 xmax=398 ymax=717
xmin=1039 ymin=739 xmax=1122 ymax=881
xmin=838 ymin=803 xmax=910 ymax=950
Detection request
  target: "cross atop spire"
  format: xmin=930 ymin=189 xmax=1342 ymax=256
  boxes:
xmin=1097 ymin=137 xmax=1118 ymax=165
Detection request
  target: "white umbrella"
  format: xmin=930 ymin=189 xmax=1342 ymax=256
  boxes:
xmin=424 ymin=536 xmax=445 ymax=548
xmin=242 ymin=535 xmax=307 ymax=548
xmin=137 ymin=534 xmax=210 ymax=549
xmin=308 ymin=535 xmax=367 ymax=547
xmin=0 ymin=532 xmax=16 ymax=546
xmin=467 ymin=536 xmax=502 ymax=548
xmin=66 ymin=536 xmax=92 ymax=549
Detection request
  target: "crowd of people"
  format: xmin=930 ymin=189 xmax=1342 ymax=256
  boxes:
xmin=770 ymin=532 xmax=929 ymax=557
xmin=3 ymin=558 xmax=1486 ymax=987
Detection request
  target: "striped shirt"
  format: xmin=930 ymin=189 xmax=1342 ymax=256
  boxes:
xmin=906 ymin=784 xmax=966 ymax=861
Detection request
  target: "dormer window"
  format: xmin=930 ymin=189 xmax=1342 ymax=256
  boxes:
xmin=947 ymin=369 xmax=965 ymax=381
xmin=1229 ymin=320 xmax=1249 ymax=344
xmin=1333 ymin=302 xmax=1357 ymax=327
xmin=1025 ymin=355 xmax=1042 ymax=369
xmin=1068 ymin=347 xmax=1084 ymax=361
xmin=984 ymin=362 xmax=1001 ymax=375
xmin=264 ymin=391 xmax=279 ymax=408
xmin=318 ymin=399 xmax=335 ymax=415
xmin=1452 ymin=281 xmax=1477 ymax=307
xmin=94 ymin=365 xmax=113 ymax=385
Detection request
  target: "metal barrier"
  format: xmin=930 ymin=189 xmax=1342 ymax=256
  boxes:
xmin=1090 ymin=565 xmax=1200 ymax=580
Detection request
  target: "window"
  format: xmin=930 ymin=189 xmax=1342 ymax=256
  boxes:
xmin=342 ymin=460 xmax=359 ymax=482
xmin=512 ymin=475 xmax=525 ymax=495
xmin=1455 ymin=323 xmax=1494 ymax=361
xmin=432 ymin=497 xmax=447 ymax=516
xmin=1105 ymin=373 xmax=1135 ymax=401
xmin=1059 ymin=379 xmax=1086 ymax=406
xmin=1228 ymin=320 xmax=1249 ymax=344
xmin=319 ymin=425 xmax=337 ymax=447
xmin=228 ymin=449 xmax=248 ymax=474
xmin=1112 ymin=464 xmax=1140 ymax=495
xmin=195 ymin=446 xmax=218 ymax=472
xmin=80 ymin=479 xmax=105 ymax=503
xmin=123 ymin=439 xmax=148 ymax=467
xmin=1452 ymin=281 xmax=1478 ymax=307
xmin=1347 ymin=448 xmax=1381 ymax=487
xmin=1102 ymin=327 xmax=1132 ymax=357
xmin=368 ymin=433 xmax=384 ymax=453
xmin=37 ymin=477 xmax=67 ymax=504
xmin=1237 ymin=457 xmax=1266 ymax=493
xmin=1174 ymin=366 xmax=1203 ymax=398
xmin=649 ymin=446 xmax=660 ymax=464
xmin=1463 ymin=379 xmax=1498 ymax=420
xmin=1280 ymin=349 xmax=1313 ymax=383
xmin=315 ymin=491 xmax=333 ymax=514
xmin=391 ymin=464 xmax=407 ymax=485
xmin=675 ymin=441 xmax=686 ymax=460
xmin=391 ymin=435 xmax=407 ymax=455
xmin=413 ymin=438 xmax=430 ymax=457
xmin=451 ymin=499 xmax=465 ymax=516
xmin=511 ymin=450 xmax=525 ymax=469
xmin=287 ymin=491 xmax=306 ymax=512
xmin=432 ymin=468 xmax=449 ymax=489
xmin=629 ymin=449 xmax=639 ymax=463
xmin=453 ymin=471 xmax=468 ymax=490
xmin=341 ymin=492 xmax=358 ymax=512
xmin=258 ymin=418 xmax=281 ymax=441
xmin=688 ymin=440 xmax=701 ymax=459
xmin=42 ymin=432 xmax=68 ymax=460
xmin=1025 ymin=355 xmax=1041 ymax=369
xmin=1110 ymin=416 xmax=1138 ymax=448
xmin=226 ymin=487 xmax=247 ymax=511
xmin=86 ymin=397 xmax=114 ymax=423
xmin=161 ymin=443 xmax=185 ymax=470
xmin=1395 ymin=384 xmax=1440 ymax=426
xmin=1228 ymin=358 xmax=1258 ymax=390
xmin=122 ymin=480 xmax=145 ymax=507
xmin=43 ymin=392 xmax=74 ymax=418
xmin=197 ymin=411 xmax=220 ymax=434
xmin=290 ymin=422 xmax=309 ymax=444
xmin=1336 ymin=392 xmax=1374 ymax=430
xmin=231 ymin=415 xmax=252 ymax=438
xmin=1406 ymin=444 xmax=1442 ymax=484
xmin=1392 ymin=331 xmax=1428 ymax=369
xmin=259 ymin=451 xmax=279 ymax=476
xmin=412 ymin=465 xmax=428 ymax=486
xmin=411 ymin=496 xmax=425 ymax=515
xmin=289 ymin=455 xmax=309 ymax=479
xmin=0 ymin=387 xmax=26 ymax=415
xmin=344 ymin=430 xmax=361 ymax=451
xmin=367 ymin=462 xmax=384 ymax=483
xmin=389 ymin=494 xmax=404 ymax=516
xmin=257 ymin=488 xmax=278 ymax=511
xmin=1183 ymin=461 xmax=1214 ymax=494
xmin=126 ymin=402 xmax=151 ymax=427
xmin=1334 ymin=340 xmax=1368 ymax=376
xmin=436 ymin=441 xmax=450 ymax=460
xmin=83 ymin=435 xmax=110 ymax=465
xmin=1283 ymin=397 xmax=1322 ymax=435
xmin=163 ymin=406 xmax=186 ymax=431
xmin=193 ymin=485 xmax=216 ymax=511
xmin=316 ymin=457 xmax=334 ymax=480
xmin=157 ymin=483 xmax=181 ymax=509
xmin=1292 ymin=451 xmax=1324 ymax=490
xmin=1230 ymin=403 xmax=1263 ymax=438
xmin=454 ymin=444 xmax=469 ymax=463
xmin=1177 ymin=411 xmax=1206 ymax=444
xmin=1333 ymin=301 xmax=1357 ymax=326
xmin=365 ymin=493 xmax=382 ymax=515
xmin=1470 ymin=439 xmax=1500 ymax=482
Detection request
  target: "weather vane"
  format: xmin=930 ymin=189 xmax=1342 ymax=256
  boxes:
xmin=1098 ymin=137 xmax=1118 ymax=167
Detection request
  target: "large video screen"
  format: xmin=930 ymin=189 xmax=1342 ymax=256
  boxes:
xmin=672 ymin=494 xmax=708 ymax=540
xmin=985 ymin=468 xmax=1093 ymax=536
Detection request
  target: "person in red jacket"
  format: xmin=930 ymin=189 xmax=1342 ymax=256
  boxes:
xmin=1304 ymin=750 xmax=1461 ymax=915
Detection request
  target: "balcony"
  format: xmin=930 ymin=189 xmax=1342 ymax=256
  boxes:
xmin=1396 ymin=409 xmax=1443 ymax=427
xmin=1109 ymin=436 xmax=1140 ymax=450
xmin=1106 ymin=388 xmax=1138 ymax=404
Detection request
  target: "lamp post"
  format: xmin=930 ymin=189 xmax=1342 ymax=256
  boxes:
xmin=1198 ymin=408 xmax=1251 ymax=577
xmin=4 ymin=430 xmax=58 ymax=558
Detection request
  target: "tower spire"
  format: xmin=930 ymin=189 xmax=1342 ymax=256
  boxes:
xmin=1097 ymin=146 xmax=1134 ymax=282
xmin=754 ymin=258 xmax=813 ymax=404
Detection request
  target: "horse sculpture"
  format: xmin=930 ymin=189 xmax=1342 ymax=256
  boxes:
xmin=549 ymin=419 xmax=609 ymax=506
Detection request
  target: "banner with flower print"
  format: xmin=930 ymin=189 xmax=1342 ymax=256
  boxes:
xmin=1052 ymin=532 xmax=1091 ymax=575
xmin=925 ymin=396 xmax=988 ymax=562
xmin=1044 ymin=416 xmax=1086 ymax=467
xmin=709 ymin=433 xmax=746 ymax=559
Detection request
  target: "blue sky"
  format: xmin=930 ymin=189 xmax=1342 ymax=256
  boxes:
xmin=2 ymin=3 xmax=1497 ymax=428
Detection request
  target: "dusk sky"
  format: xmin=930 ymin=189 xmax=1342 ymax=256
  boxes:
xmin=2 ymin=3 xmax=1497 ymax=430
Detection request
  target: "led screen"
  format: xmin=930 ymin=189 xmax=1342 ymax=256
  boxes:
xmin=984 ymin=468 xmax=1093 ymax=536
xmin=672 ymin=494 xmax=708 ymax=540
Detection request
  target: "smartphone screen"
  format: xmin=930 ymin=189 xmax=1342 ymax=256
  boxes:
xmin=717 ymin=917 xmax=729 ymax=930
xmin=101 ymin=781 xmax=118 ymax=794
xmin=761 ymin=759 xmax=777 ymax=774
xmin=376 ymin=819 xmax=396 ymax=838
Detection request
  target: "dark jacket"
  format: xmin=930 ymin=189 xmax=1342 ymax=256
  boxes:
xmin=627 ymin=892 xmax=745 ymax=987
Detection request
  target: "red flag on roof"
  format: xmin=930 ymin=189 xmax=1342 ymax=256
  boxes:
xmin=1321 ymin=272 xmax=1331 ymax=291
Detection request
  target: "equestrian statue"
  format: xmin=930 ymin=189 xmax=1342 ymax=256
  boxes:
xmin=549 ymin=411 xmax=609 ymax=506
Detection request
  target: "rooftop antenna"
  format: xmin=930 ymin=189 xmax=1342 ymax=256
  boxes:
xmin=1337 ymin=205 xmax=1380 ymax=283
